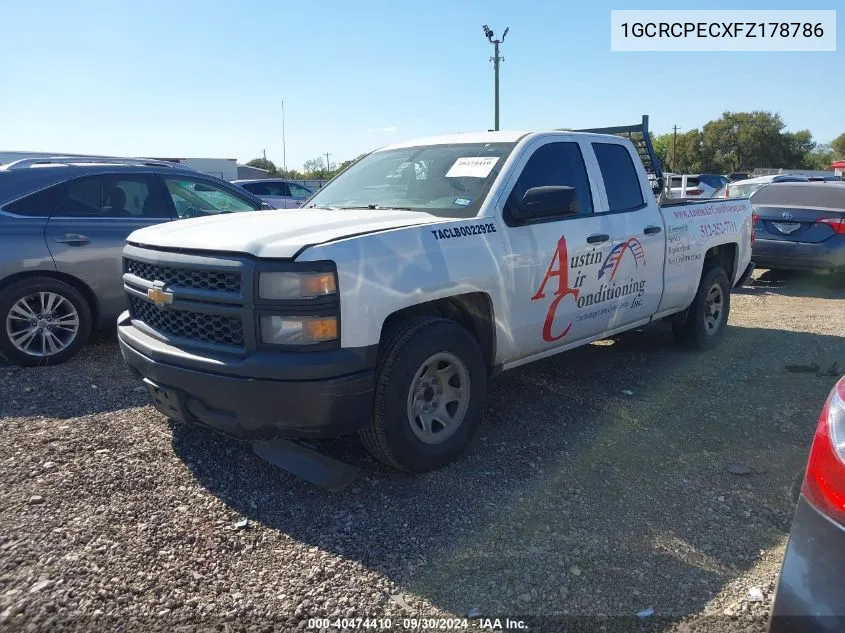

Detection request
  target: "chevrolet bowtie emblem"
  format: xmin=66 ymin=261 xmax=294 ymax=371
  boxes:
xmin=147 ymin=286 xmax=174 ymax=307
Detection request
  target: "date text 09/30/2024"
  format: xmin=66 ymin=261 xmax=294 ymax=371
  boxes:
xmin=307 ymin=617 xmax=528 ymax=630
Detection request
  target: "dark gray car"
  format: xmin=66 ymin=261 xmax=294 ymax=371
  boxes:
xmin=769 ymin=375 xmax=845 ymax=632
xmin=0 ymin=158 xmax=268 ymax=366
xmin=752 ymin=183 xmax=845 ymax=273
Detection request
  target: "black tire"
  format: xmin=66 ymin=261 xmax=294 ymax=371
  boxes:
xmin=360 ymin=316 xmax=487 ymax=472
xmin=0 ymin=277 xmax=92 ymax=367
xmin=672 ymin=265 xmax=730 ymax=351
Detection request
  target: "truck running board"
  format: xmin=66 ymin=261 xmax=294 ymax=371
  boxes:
xmin=252 ymin=438 xmax=360 ymax=491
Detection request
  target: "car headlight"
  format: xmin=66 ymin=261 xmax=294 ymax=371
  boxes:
xmin=259 ymin=315 xmax=338 ymax=345
xmin=258 ymin=271 xmax=337 ymax=300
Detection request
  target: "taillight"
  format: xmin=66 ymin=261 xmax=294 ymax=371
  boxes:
xmin=802 ymin=377 xmax=845 ymax=525
xmin=685 ymin=188 xmax=702 ymax=196
xmin=751 ymin=213 xmax=759 ymax=245
xmin=818 ymin=218 xmax=845 ymax=235
xmin=724 ymin=187 xmax=730 ymax=198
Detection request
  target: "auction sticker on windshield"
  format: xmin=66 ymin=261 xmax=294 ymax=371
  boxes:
xmin=446 ymin=157 xmax=499 ymax=178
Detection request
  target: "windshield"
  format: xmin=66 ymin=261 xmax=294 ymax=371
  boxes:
xmin=305 ymin=142 xmax=518 ymax=218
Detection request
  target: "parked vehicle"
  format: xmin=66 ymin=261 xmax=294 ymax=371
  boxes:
xmin=666 ymin=173 xmax=729 ymax=199
xmin=769 ymin=375 xmax=845 ymax=633
xmin=752 ymin=183 xmax=845 ymax=273
xmin=714 ymin=174 xmax=811 ymax=199
xmin=117 ymin=118 xmax=754 ymax=480
xmin=0 ymin=157 xmax=271 ymax=366
xmin=232 ymin=178 xmax=313 ymax=209
xmin=727 ymin=172 xmax=750 ymax=182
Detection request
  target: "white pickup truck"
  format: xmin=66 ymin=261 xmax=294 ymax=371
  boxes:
xmin=118 ymin=118 xmax=754 ymax=481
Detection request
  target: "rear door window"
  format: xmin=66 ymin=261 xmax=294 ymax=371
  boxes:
xmin=53 ymin=175 xmax=171 ymax=218
xmin=592 ymin=142 xmax=645 ymax=212
xmin=240 ymin=182 xmax=271 ymax=196
xmin=3 ymin=185 xmax=62 ymax=217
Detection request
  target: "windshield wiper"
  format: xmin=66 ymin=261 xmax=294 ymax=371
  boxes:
xmin=337 ymin=204 xmax=414 ymax=211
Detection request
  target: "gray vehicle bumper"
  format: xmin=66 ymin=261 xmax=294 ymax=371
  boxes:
xmin=769 ymin=495 xmax=845 ymax=632
xmin=753 ymin=236 xmax=845 ymax=272
xmin=117 ymin=312 xmax=376 ymax=440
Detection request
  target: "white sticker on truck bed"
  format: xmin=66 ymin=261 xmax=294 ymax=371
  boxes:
xmin=445 ymin=157 xmax=499 ymax=178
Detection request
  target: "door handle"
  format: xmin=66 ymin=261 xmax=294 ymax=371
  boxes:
xmin=54 ymin=233 xmax=91 ymax=246
xmin=644 ymin=225 xmax=662 ymax=235
xmin=586 ymin=233 xmax=610 ymax=244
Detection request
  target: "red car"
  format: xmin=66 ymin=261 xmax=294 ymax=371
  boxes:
xmin=769 ymin=376 xmax=845 ymax=632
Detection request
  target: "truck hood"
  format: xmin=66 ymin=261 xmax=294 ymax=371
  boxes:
xmin=127 ymin=207 xmax=441 ymax=258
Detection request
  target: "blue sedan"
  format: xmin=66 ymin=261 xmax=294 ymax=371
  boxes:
xmin=752 ymin=183 xmax=845 ymax=273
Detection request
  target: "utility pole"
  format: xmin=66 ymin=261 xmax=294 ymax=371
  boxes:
xmin=263 ymin=148 xmax=267 ymax=161
xmin=325 ymin=153 xmax=331 ymax=177
xmin=482 ymin=25 xmax=509 ymax=131
xmin=281 ymin=100 xmax=287 ymax=173
xmin=671 ymin=125 xmax=679 ymax=172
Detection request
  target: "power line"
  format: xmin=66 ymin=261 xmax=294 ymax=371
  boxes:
xmin=482 ymin=25 xmax=509 ymax=131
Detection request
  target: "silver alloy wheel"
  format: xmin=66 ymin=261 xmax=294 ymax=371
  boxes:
xmin=406 ymin=352 xmax=471 ymax=445
xmin=6 ymin=292 xmax=80 ymax=357
xmin=704 ymin=283 xmax=724 ymax=334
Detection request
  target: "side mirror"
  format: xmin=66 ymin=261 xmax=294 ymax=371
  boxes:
xmin=512 ymin=186 xmax=579 ymax=221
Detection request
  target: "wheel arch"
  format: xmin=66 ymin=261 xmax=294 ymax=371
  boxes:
xmin=703 ymin=242 xmax=738 ymax=284
xmin=0 ymin=271 xmax=101 ymax=327
xmin=379 ymin=292 xmax=497 ymax=375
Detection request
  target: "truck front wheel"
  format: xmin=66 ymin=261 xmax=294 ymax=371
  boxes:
xmin=672 ymin=265 xmax=730 ymax=350
xmin=361 ymin=316 xmax=487 ymax=472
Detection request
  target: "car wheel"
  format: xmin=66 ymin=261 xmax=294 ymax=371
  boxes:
xmin=672 ymin=265 xmax=731 ymax=351
xmin=360 ymin=316 xmax=487 ymax=472
xmin=0 ymin=277 xmax=92 ymax=367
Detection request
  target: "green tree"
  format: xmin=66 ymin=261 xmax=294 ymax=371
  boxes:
xmin=651 ymin=133 xmax=670 ymax=170
xmin=302 ymin=157 xmax=330 ymax=179
xmin=803 ymin=144 xmax=834 ymax=170
xmin=245 ymin=158 xmax=278 ymax=175
xmin=831 ymin=133 xmax=845 ymax=160
xmin=696 ymin=111 xmax=820 ymax=172
xmin=334 ymin=153 xmax=369 ymax=175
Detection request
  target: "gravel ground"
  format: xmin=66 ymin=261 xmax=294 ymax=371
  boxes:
xmin=1 ymin=269 xmax=843 ymax=633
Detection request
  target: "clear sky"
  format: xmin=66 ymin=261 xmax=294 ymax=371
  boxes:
xmin=0 ymin=0 xmax=841 ymax=170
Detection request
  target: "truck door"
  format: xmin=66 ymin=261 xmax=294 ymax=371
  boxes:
xmin=498 ymin=139 xmax=615 ymax=361
xmin=589 ymin=141 xmax=665 ymax=330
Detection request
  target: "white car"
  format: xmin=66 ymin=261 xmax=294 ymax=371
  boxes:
xmin=118 ymin=126 xmax=754 ymax=480
xmin=714 ymin=173 xmax=811 ymax=199
xmin=232 ymin=178 xmax=313 ymax=209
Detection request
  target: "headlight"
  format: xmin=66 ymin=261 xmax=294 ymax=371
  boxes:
xmin=259 ymin=315 xmax=338 ymax=345
xmin=258 ymin=271 xmax=337 ymax=300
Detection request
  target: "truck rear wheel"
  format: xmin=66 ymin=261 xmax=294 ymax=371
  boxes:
xmin=672 ymin=265 xmax=730 ymax=350
xmin=361 ymin=316 xmax=487 ymax=472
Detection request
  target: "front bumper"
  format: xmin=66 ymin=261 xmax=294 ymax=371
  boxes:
xmin=118 ymin=312 xmax=376 ymax=440
xmin=753 ymin=236 xmax=845 ymax=272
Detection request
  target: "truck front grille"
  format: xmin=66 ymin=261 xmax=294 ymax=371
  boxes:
xmin=129 ymin=296 xmax=245 ymax=347
xmin=124 ymin=259 xmax=241 ymax=293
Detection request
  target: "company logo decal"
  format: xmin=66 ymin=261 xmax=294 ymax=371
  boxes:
xmin=598 ymin=238 xmax=645 ymax=281
xmin=531 ymin=236 xmax=647 ymax=343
